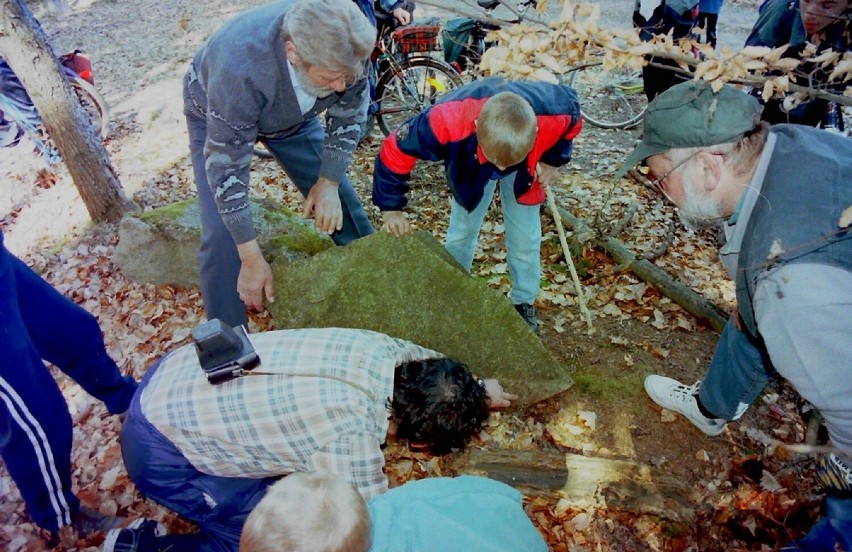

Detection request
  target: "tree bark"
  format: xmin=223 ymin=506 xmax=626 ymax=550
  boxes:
xmin=454 ymin=448 xmax=695 ymax=522
xmin=548 ymin=204 xmax=729 ymax=332
xmin=0 ymin=0 xmax=134 ymax=222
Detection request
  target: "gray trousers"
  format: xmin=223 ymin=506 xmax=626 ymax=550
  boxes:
xmin=187 ymin=113 xmax=374 ymax=326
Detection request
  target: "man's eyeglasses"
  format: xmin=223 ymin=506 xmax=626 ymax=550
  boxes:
xmin=646 ymin=153 xmax=696 ymax=196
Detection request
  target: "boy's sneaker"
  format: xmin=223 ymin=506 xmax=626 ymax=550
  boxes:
xmin=644 ymin=375 xmax=726 ymax=436
xmin=514 ymin=303 xmax=538 ymax=334
xmin=103 ymin=519 xmax=167 ymax=552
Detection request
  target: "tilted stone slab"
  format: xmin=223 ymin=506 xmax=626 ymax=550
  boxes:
xmin=269 ymin=231 xmax=573 ymax=406
xmin=115 ymin=198 xmax=332 ymax=287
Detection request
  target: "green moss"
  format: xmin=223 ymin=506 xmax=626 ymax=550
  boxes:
xmin=571 ymin=367 xmax=650 ymax=404
xmin=136 ymin=199 xmax=196 ymax=231
xmin=256 ymin=207 xmax=299 ymax=231
xmin=265 ymin=232 xmax=332 ymax=256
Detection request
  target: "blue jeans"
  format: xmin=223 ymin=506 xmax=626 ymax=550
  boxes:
xmin=444 ymin=174 xmax=542 ymax=305
xmin=0 ymin=232 xmax=137 ymax=531
xmin=122 ymin=360 xmax=276 ymax=552
xmin=698 ymin=318 xmax=775 ymax=421
xmin=783 ymin=496 xmax=852 ymax=551
xmin=187 ymin=112 xmax=374 ymax=327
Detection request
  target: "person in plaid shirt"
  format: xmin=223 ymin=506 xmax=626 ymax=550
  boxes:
xmin=109 ymin=327 xmax=515 ymax=552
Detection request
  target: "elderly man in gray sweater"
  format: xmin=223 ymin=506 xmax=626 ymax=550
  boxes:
xmin=184 ymin=0 xmax=376 ymax=327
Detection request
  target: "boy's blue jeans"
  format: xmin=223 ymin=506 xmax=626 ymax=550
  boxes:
xmin=445 ymin=174 xmax=542 ymax=306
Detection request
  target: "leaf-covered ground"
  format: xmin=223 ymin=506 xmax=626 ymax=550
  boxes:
xmin=0 ymin=0 xmax=827 ymax=550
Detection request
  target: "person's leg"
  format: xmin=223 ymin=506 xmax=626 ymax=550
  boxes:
xmin=697 ymin=12 xmax=709 ymax=42
xmin=0 ymin=236 xmax=77 ymax=532
xmin=499 ymin=174 xmax=542 ymax=306
xmin=785 ymin=496 xmax=852 ymax=551
xmin=13 ymin=256 xmax=136 ymax=414
xmin=187 ymin=112 xmax=247 ymax=327
xmin=645 ymin=318 xmax=773 ymax=435
xmin=706 ymin=13 xmax=719 ymax=48
xmin=261 ymin=118 xmax=374 ymax=245
xmin=444 ymin=179 xmax=497 ymax=271
xmin=121 ymin=378 xmax=274 ymax=552
xmin=698 ymin=319 xmax=773 ymax=420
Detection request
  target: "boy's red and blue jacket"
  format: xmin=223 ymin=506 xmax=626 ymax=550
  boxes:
xmin=373 ymin=77 xmax=582 ymax=213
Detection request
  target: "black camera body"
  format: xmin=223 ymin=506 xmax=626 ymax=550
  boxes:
xmin=191 ymin=319 xmax=260 ymax=384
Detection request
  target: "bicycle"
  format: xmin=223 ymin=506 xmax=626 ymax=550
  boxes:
xmin=0 ymin=51 xmax=109 ymax=164
xmin=567 ymin=62 xmax=646 ymax=130
xmin=371 ymin=14 xmax=463 ymax=136
xmin=444 ymin=0 xmax=648 ymax=130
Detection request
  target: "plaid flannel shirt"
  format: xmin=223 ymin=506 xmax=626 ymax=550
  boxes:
xmin=140 ymin=328 xmax=441 ymax=499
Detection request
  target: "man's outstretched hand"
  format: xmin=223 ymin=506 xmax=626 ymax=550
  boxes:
xmin=303 ymin=178 xmax=343 ymax=235
xmin=482 ymin=379 xmax=518 ymax=409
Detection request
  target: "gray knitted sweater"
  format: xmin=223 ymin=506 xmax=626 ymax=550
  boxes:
xmin=183 ymin=0 xmax=368 ymax=244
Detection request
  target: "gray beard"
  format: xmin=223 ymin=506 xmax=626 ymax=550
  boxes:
xmin=293 ymin=64 xmax=334 ymax=99
xmin=678 ymin=210 xmax=723 ymax=231
xmin=678 ymin=174 xmax=728 ymax=231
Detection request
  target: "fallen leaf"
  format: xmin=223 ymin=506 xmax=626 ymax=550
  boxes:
xmin=760 ymin=470 xmax=784 ymax=492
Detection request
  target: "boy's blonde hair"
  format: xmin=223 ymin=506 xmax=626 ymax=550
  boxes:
xmin=476 ymin=92 xmax=537 ymax=168
xmin=240 ymin=472 xmax=371 ymax=552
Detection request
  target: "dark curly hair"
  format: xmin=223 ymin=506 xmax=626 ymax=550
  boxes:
xmin=388 ymin=358 xmax=490 ymax=456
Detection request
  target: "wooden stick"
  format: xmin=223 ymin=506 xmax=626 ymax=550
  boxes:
xmin=545 ymin=187 xmax=593 ymax=332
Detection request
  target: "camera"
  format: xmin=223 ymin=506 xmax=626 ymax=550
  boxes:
xmin=191 ymin=319 xmax=260 ymax=384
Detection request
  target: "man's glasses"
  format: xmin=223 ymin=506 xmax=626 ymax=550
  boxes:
xmin=646 ymin=153 xmax=697 ymax=196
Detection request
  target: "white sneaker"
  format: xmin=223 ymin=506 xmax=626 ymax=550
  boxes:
xmin=644 ymin=375 xmax=726 ymax=436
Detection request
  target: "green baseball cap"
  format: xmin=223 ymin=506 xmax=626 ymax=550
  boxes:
xmin=613 ymin=81 xmax=763 ymax=182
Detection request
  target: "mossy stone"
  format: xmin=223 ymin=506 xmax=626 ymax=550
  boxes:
xmin=269 ymin=231 xmax=573 ymax=406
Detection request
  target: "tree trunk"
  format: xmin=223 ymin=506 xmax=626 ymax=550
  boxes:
xmin=453 ymin=448 xmax=695 ymax=522
xmin=549 ymin=204 xmax=729 ymax=332
xmin=0 ymin=0 xmax=133 ymax=222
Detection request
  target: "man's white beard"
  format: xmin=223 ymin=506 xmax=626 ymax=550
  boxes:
xmin=293 ymin=63 xmax=335 ymax=99
xmin=678 ymin=172 xmax=727 ymax=231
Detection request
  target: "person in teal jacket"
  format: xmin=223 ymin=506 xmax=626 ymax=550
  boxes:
xmin=240 ymin=473 xmax=549 ymax=552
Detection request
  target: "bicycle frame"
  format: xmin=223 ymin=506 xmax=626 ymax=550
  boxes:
xmin=371 ymin=20 xmax=461 ymax=133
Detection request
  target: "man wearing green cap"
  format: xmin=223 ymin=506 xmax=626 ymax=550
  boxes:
xmin=616 ymin=80 xmax=852 ymax=549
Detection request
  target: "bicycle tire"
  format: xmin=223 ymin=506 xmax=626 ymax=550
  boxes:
xmin=70 ymin=76 xmax=110 ymax=139
xmin=568 ymin=62 xmax=646 ymax=130
xmin=374 ymin=55 xmax=463 ymax=136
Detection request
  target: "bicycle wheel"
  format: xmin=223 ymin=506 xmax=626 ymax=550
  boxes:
xmin=375 ymin=56 xmax=463 ymax=136
xmin=568 ymin=63 xmax=646 ymax=130
xmin=70 ymin=76 xmax=109 ymax=139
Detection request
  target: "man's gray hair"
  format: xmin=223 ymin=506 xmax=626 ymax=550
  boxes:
xmin=282 ymin=0 xmax=375 ymax=78
xmin=665 ymin=122 xmax=770 ymax=178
